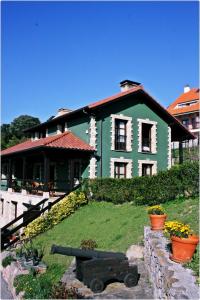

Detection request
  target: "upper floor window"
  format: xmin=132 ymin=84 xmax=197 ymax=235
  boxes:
xmin=176 ymin=100 xmax=198 ymax=108
xmin=115 ymin=119 xmax=127 ymax=151
xmin=111 ymin=114 xmax=132 ymax=152
xmin=182 ymin=119 xmax=189 ymax=128
xmin=138 ymin=119 xmax=157 ymax=154
xmin=114 ymin=162 xmax=127 ymax=178
xmin=142 ymin=123 xmax=152 ymax=152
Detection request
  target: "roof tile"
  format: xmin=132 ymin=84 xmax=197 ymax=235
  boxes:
xmin=1 ymin=132 xmax=94 ymax=156
xmin=168 ymin=88 xmax=199 ymax=115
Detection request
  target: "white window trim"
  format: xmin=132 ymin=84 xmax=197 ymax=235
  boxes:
xmin=138 ymin=159 xmax=157 ymax=176
xmin=110 ymin=114 xmax=133 ymax=151
xmin=110 ymin=157 xmax=132 ymax=178
xmin=137 ymin=118 xmax=157 ymax=154
xmin=57 ymin=124 xmax=62 ymax=134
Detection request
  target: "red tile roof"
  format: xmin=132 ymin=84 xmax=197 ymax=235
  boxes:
xmin=88 ymin=86 xmax=142 ymax=109
xmin=1 ymin=132 xmax=94 ymax=156
xmin=168 ymin=88 xmax=199 ymax=115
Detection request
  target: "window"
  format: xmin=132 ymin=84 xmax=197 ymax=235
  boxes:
xmin=115 ymin=119 xmax=127 ymax=150
xmin=196 ymin=116 xmax=200 ymax=128
xmin=138 ymin=119 xmax=157 ymax=154
xmin=142 ymin=164 xmax=153 ymax=176
xmin=182 ymin=119 xmax=189 ymax=128
xmin=142 ymin=123 xmax=152 ymax=152
xmin=114 ymin=162 xmax=127 ymax=178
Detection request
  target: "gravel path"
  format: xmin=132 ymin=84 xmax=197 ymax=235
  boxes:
xmin=1 ymin=273 xmax=13 ymax=300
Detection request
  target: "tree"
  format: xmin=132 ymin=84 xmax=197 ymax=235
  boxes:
xmin=1 ymin=124 xmax=11 ymax=150
xmin=9 ymin=115 xmax=41 ymax=139
xmin=1 ymin=115 xmax=41 ymax=150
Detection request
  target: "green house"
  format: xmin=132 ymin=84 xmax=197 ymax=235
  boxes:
xmin=1 ymin=80 xmax=194 ymax=195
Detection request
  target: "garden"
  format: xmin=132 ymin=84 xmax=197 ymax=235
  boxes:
xmin=2 ymin=161 xmax=199 ymax=299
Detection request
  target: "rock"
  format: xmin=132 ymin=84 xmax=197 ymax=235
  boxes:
xmin=126 ymin=245 xmax=144 ymax=260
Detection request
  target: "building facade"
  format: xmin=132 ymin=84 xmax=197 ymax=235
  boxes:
xmin=1 ymin=80 xmax=194 ymax=226
xmin=167 ymin=85 xmax=199 ymax=147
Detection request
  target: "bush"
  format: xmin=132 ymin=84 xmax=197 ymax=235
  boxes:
xmin=24 ymin=192 xmax=87 ymax=238
xmin=80 ymin=239 xmax=98 ymax=250
xmin=51 ymin=283 xmax=84 ymax=299
xmin=81 ymin=162 xmax=199 ymax=205
xmin=2 ymin=255 xmax=16 ymax=268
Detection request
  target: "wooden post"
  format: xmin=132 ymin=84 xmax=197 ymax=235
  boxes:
xmin=22 ymin=157 xmax=26 ymax=187
xmin=43 ymin=152 xmax=50 ymax=192
xmin=179 ymin=141 xmax=183 ymax=164
xmin=8 ymin=159 xmax=12 ymax=188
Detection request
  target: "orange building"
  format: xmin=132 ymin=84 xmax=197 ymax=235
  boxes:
xmin=168 ymin=85 xmax=199 ymax=146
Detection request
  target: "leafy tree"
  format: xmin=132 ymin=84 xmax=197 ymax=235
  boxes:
xmin=1 ymin=124 xmax=11 ymax=150
xmin=9 ymin=115 xmax=40 ymax=139
xmin=1 ymin=115 xmax=41 ymax=150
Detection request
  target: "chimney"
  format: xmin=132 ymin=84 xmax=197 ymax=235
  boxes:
xmin=184 ymin=84 xmax=190 ymax=93
xmin=120 ymin=80 xmax=141 ymax=92
xmin=54 ymin=108 xmax=72 ymax=118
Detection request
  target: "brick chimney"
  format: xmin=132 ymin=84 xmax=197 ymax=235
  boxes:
xmin=184 ymin=84 xmax=191 ymax=93
xmin=120 ymin=80 xmax=141 ymax=92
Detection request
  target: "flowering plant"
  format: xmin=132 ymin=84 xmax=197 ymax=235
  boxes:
xmin=164 ymin=221 xmax=192 ymax=238
xmin=147 ymin=205 xmax=165 ymax=215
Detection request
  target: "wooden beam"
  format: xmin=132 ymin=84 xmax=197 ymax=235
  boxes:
xmin=179 ymin=141 xmax=183 ymax=164
xmin=43 ymin=152 xmax=50 ymax=192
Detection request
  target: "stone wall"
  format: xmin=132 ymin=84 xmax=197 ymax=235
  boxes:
xmin=144 ymin=226 xmax=199 ymax=299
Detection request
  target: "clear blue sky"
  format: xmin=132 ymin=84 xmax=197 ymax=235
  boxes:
xmin=1 ymin=1 xmax=199 ymax=124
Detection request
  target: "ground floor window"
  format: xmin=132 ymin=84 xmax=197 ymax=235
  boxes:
xmin=110 ymin=158 xmax=132 ymax=178
xmin=114 ymin=162 xmax=127 ymax=178
xmin=138 ymin=160 xmax=157 ymax=176
xmin=142 ymin=164 xmax=153 ymax=176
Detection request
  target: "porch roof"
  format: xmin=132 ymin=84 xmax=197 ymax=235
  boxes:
xmin=1 ymin=131 xmax=94 ymax=157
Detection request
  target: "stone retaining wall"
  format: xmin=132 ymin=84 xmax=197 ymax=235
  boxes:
xmin=1 ymin=251 xmax=28 ymax=299
xmin=144 ymin=226 xmax=199 ymax=299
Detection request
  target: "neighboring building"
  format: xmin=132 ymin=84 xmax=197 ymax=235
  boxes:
xmin=1 ymin=80 xmax=194 ymax=226
xmin=167 ymin=85 xmax=199 ymax=146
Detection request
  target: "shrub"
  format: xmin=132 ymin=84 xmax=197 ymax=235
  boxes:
xmin=80 ymin=239 xmax=98 ymax=250
xmin=24 ymin=192 xmax=87 ymax=238
xmin=51 ymin=283 xmax=84 ymax=299
xmin=81 ymin=162 xmax=198 ymax=205
xmin=2 ymin=255 xmax=16 ymax=268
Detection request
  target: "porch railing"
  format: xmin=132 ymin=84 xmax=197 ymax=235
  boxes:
xmin=0 ymin=178 xmax=75 ymax=195
xmin=1 ymin=183 xmax=81 ymax=250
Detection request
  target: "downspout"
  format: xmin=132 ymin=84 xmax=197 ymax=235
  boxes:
xmin=100 ymin=119 xmax=103 ymax=178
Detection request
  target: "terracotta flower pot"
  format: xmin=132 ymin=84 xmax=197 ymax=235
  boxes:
xmin=149 ymin=214 xmax=167 ymax=230
xmin=170 ymin=235 xmax=199 ymax=263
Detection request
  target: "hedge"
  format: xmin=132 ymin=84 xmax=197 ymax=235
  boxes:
xmin=24 ymin=192 xmax=87 ymax=238
xmin=81 ymin=162 xmax=199 ymax=205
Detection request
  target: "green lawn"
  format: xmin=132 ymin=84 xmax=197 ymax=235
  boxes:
xmin=15 ymin=197 xmax=199 ymax=298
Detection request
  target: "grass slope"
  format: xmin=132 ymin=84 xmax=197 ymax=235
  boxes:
xmin=34 ymin=197 xmax=199 ymax=279
xmin=15 ymin=197 xmax=199 ymax=299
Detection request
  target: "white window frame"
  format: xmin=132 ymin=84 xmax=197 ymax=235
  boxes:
xmin=138 ymin=160 xmax=157 ymax=176
xmin=111 ymin=114 xmax=132 ymax=151
xmin=110 ymin=157 xmax=132 ymax=178
xmin=137 ymin=118 xmax=157 ymax=154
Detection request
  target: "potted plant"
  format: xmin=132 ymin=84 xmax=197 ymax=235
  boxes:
xmin=164 ymin=220 xmax=199 ymax=263
xmin=147 ymin=205 xmax=167 ymax=230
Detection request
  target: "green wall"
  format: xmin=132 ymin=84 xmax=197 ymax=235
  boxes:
xmin=40 ymin=96 xmax=169 ymax=179
xmin=95 ymin=97 xmax=168 ymax=177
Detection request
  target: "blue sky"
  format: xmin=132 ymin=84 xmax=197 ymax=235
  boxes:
xmin=1 ymin=1 xmax=199 ymax=124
